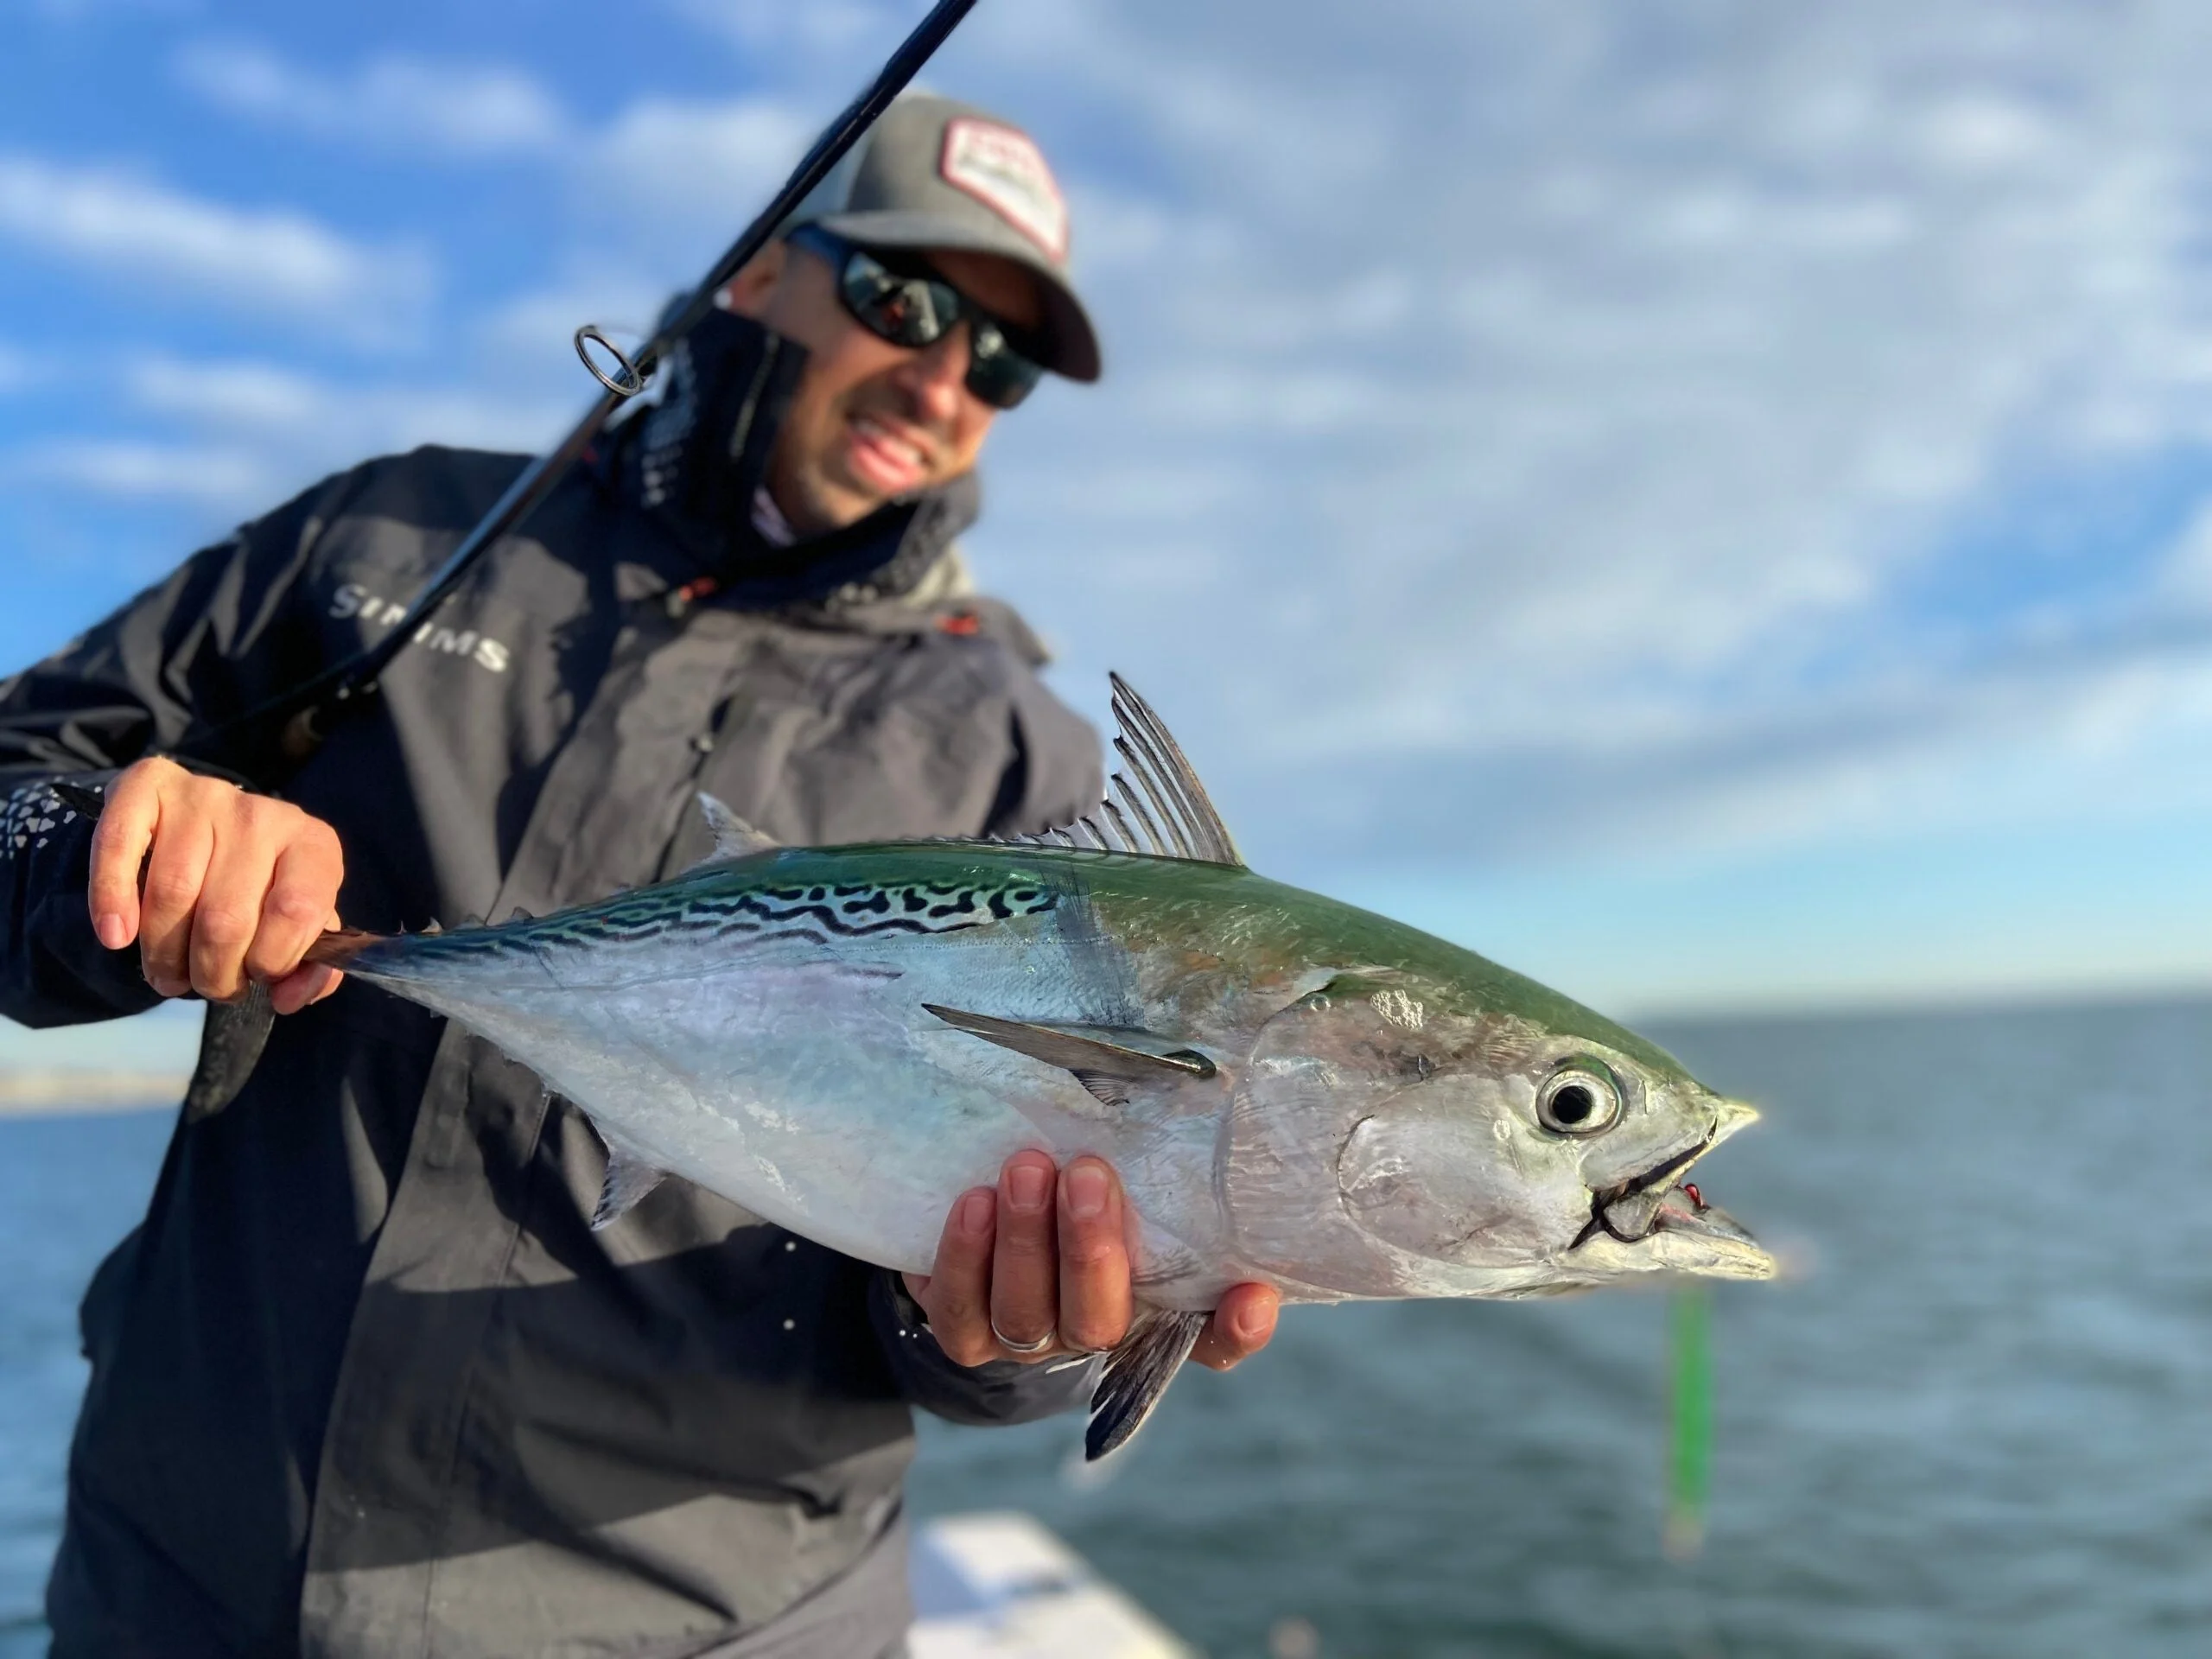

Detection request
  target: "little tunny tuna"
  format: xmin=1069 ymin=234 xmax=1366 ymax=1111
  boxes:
xmin=286 ymin=677 xmax=1774 ymax=1457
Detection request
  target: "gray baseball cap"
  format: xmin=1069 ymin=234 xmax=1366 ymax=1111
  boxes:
xmin=781 ymin=94 xmax=1102 ymax=383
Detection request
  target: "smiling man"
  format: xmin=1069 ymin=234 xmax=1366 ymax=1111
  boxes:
xmin=734 ymin=230 xmax=1061 ymax=531
xmin=0 ymin=95 xmax=1276 ymax=1659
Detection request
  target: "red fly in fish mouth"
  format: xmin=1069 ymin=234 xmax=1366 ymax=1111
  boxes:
xmin=1683 ymin=1183 xmax=1703 ymax=1209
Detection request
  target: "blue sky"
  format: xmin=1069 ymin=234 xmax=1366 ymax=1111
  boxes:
xmin=10 ymin=0 xmax=2212 ymax=1050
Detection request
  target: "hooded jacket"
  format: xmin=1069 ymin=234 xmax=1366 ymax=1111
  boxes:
xmin=0 ymin=309 xmax=1104 ymax=1658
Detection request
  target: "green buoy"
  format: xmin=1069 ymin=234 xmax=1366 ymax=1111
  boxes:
xmin=1664 ymin=1284 xmax=1713 ymax=1562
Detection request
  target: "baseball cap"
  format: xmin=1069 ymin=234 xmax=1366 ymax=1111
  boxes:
xmin=780 ymin=93 xmax=1102 ymax=383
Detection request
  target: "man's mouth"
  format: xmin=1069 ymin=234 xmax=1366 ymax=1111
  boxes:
xmin=846 ymin=413 xmax=931 ymax=495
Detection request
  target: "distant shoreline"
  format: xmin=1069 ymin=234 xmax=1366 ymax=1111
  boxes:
xmin=0 ymin=1071 xmax=188 ymax=1117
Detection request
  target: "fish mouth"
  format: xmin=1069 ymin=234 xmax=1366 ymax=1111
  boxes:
xmin=1571 ymin=1138 xmax=1711 ymax=1250
xmin=1567 ymin=1097 xmax=1775 ymax=1279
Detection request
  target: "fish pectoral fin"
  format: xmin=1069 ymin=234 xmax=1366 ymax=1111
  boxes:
xmin=591 ymin=1143 xmax=671 ymax=1231
xmin=1088 ymin=1308 xmax=1210 ymax=1460
xmin=689 ymin=793 xmax=781 ymax=868
xmin=922 ymin=1006 xmax=1215 ymax=1103
xmin=182 ymin=981 xmax=276 ymax=1123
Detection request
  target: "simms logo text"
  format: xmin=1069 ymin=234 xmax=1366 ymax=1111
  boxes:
xmin=331 ymin=583 xmax=511 ymax=674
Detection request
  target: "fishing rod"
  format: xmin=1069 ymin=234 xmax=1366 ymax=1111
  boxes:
xmin=175 ymin=0 xmax=982 ymax=781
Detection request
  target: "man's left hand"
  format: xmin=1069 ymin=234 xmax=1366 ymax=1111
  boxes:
xmin=903 ymin=1149 xmax=1280 ymax=1371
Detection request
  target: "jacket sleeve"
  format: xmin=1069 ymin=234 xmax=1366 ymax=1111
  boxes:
xmin=867 ymin=1269 xmax=1103 ymax=1427
xmin=0 ymin=482 xmax=337 ymax=1029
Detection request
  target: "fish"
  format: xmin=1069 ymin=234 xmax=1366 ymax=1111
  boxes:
xmin=78 ymin=679 xmax=1778 ymax=1458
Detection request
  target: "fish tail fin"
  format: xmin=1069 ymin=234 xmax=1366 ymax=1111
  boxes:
xmin=303 ymin=926 xmax=383 ymax=969
xmin=181 ymin=982 xmax=275 ymax=1122
xmin=1085 ymin=1308 xmax=1209 ymax=1461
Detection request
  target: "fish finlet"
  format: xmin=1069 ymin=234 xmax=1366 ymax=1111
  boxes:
xmin=303 ymin=926 xmax=381 ymax=969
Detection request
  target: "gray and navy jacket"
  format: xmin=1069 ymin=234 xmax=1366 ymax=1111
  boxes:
xmin=0 ymin=309 xmax=1104 ymax=1658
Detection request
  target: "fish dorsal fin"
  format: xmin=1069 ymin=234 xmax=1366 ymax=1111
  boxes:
xmin=994 ymin=676 xmax=1243 ymax=866
xmin=1106 ymin=673 xmax=1241 ymax=864
xmin=923 ymin=1004 xmax=1215 ymax=1109
xmin=691 ymin=792 xmax=781 ymax=868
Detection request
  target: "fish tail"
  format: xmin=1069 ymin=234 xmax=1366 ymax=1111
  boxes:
xmin=182 ymin=982 xmax=276 ymax=1122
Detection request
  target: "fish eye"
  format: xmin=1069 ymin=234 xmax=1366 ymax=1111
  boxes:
xmin=1536 ymin=1064 xmax=1623 ymax=1135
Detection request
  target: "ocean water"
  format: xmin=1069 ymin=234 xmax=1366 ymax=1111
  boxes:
xmin=5 ymin=998 xmax=2210 ymax=1656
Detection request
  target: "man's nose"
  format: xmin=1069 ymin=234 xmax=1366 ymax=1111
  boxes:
xmin=898 ymin=326 xmax=972 ymax=423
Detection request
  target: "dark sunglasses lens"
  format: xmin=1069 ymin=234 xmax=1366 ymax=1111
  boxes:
xmin=964 ymin=319 xmax=1044 ymax=410
xmin=841 ymin=256 xmax=957 ymax=349
xmin=839 ymin=246 xmax=1045 ymax=410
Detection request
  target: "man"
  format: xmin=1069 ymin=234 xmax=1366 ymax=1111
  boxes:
xmin=0 ymin=96 xmax=1277 ymax=1657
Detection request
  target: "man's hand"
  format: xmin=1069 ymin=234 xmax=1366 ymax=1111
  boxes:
xmin=903 ymin=1149 xmax=1281 ymax=1371
xmin=87 ymin=756 xmax=346 ymax=1014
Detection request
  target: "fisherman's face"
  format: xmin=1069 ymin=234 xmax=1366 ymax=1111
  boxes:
xmin=724 ymin=239 xmax=1045 ymax=537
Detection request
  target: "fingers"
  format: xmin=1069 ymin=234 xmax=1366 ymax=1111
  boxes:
xmin=188 ymin=804 xmax=277 ymax=1002
xmin=1192 ymin=1282 xmax=1281 ymax=1372
xmin=245 ymin=825 xmax=343 ymax=985
xmin=269 ymin=909 xmax=346 ymax=1015
xmin=988 ymin=1149 xmax=1059 ymax=1355
xmin=137 ymin=804 xmax=215 ymax=999
xmin=1056 ymin=1156 xmax=1133 ymax=1354
xmin=912 ymin=1187 xmax=999 ymax=1367
xmin=270 ymin=959 xmax=344 ymax=1017
xmin=86 ymin=759 xmax=168 ymax=950
xmin=84 ymin=758 xmax=346 ymax=1007
xmin=915 ymin=1155 xmax=1144 ymax=1367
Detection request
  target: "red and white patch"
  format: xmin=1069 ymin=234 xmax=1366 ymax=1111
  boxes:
xmin=939 ymin=118 xmax=1069 ymax=263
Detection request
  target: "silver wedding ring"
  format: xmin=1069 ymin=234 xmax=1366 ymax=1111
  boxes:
xmin=989 ymin=1317 xmax=1054 ymax=1357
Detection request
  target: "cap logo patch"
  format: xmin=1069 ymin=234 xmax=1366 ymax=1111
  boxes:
xmin=940 ymin=118 xmax=1069 ymax=263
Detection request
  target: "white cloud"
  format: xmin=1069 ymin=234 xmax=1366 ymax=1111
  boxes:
xmin=581 ymin=99 xmax=814 ymax=248
xmin=1 ymin=347 xmax=575 ymax=525
xmin=124 ymin=357 xmax=328 ymax=430
xmin=169 ymin=35 xmax=817 ymax=277
xmin=3 ymin=440 xmax=280 ymax=512
xmin=0 ymin=155 xmax=432 ymax=333
xmin=918 ymin=0 xmax=2212 ymax=863
xmin=660 ymin=0 xmax=920 ymax=60
xmin=32 ymin=0 xmax=2212 ymax=888
xmin=170 ymin=33 xmax=810 ymax=244
xmin=31 ymin=0 xmax=188 ymax=19
xmin=174 ymin=41 xmax=571 ymax=159
xmin=2158 ymin=502 xmax=2212 ymax=612
xmin=119 ymin=353 xmax=569 ymax=467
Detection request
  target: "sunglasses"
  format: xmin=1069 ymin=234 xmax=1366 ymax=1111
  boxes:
xmin=789 ymin=226 xmax=1047 ymax=411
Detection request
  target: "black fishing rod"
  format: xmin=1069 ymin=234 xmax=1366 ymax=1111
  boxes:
xmin=176 ymin=0 xmax=982 ymax=781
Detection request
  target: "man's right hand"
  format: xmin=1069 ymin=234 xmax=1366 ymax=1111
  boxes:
xmin=87 ymin=757 xmax=346 ymax=1014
